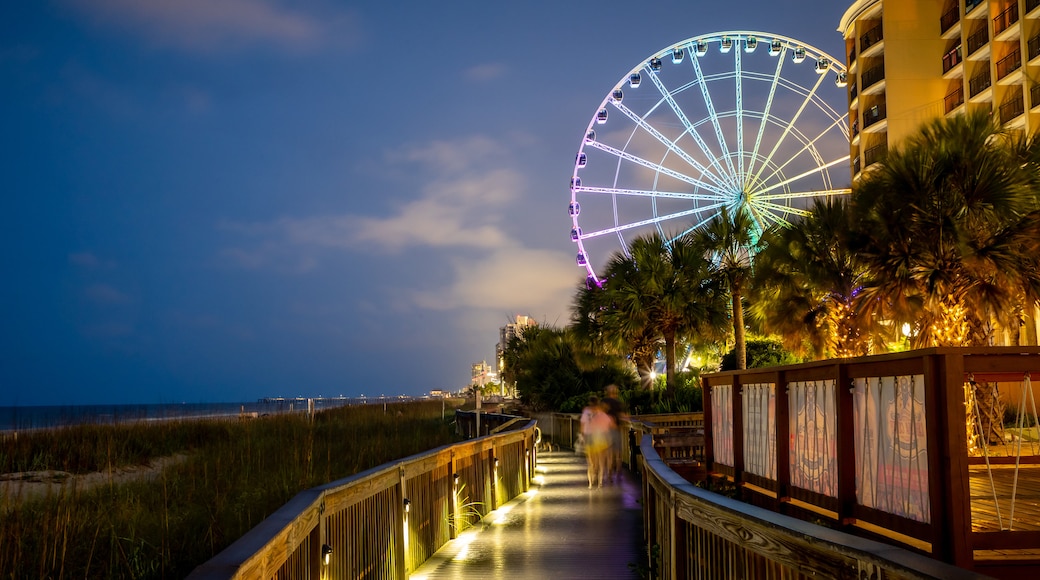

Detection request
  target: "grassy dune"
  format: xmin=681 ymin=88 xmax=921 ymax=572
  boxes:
xmin=0 ymin=400 xmax=462 ymax=579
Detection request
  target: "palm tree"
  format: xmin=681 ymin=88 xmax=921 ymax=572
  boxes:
xmin=751 ymin=198 xmax=871 ymax=359
xmin=570 ymin=281 xmax=658 ymax=390
xmin=851 ymin=110 xmax=1040 ymax=444
xmin=852 ymin=110 xmax=1040 ymax=348
xmin=694 ymin=208 xmax=759 ymax=370
xmin=600 ymin=233 xmax=728 ymax=396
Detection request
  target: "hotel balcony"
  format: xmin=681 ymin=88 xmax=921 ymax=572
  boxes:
xmin=1029 ymin=34 xmax=1040 ymax=64
xmin=993 ymin=4 xmax=1020 ymax=42
xmin=941 ymin=5 xmax=961 ymax=38
xmin=1030 ymin=0 xmax=1040 ymax=18
xmin=942 ymin=45 xmax=963 ymax=77
xmin=966 ymin=26 xmax=990 ymax=61
xmin=945 ymin=84 xmax=965 ymax=114
xmin=999 ymin=92 xmax=1025 ymax=126
xmin=863 ymin=142 xmax=887 ymax=169
xmin=1031 ymin=83 xmax=1040 ymax=111
xmin=862 ymin=103 xmax=887 ymax=132
xmin=861 ymin=63 xmax=886 ymax=95
xmin=996 ymin=48 xmax=1022 ymax=84
xmin=860 ymin=23 xmax=884 ymax=58
xmin=965 ymin=0 xmax=986 ymax=17
xmin=969 ymin=69 xmax=992 ymax=101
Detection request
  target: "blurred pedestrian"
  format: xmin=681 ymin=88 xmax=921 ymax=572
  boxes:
xmin=580 ymin=396 xmax=613 ymax=488
xmin=602 ymin=384 xmax=628 ymax=481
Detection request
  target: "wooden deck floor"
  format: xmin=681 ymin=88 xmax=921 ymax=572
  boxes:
xmin=970 ymin=464 xmax=1040 ymax=532
xmin=411 ymin=451 xmax=644 ymax=580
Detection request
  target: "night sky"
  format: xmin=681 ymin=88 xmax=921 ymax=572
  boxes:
xmin=1 ymin=1 xmax=851 ymax=405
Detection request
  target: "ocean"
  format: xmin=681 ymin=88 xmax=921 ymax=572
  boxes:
xmin=0 ymin=397 xmax=393 ymax=432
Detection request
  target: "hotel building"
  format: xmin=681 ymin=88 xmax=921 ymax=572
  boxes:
xmin=840 ymin=0 xmax=1040 ymax=180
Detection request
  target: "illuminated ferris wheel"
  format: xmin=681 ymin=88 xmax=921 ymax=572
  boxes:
xmin=569 ymin=31 xmax=851 ymax=284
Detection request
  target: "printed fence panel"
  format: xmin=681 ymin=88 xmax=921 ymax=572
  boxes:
xmin=712 ymin=383 xmax=734 ymax=467
xmin=789 ymin=379 xmax=837 ymax=497
xmin=853 ymin=375 xmax=930 ymax=523
xmin=742 ymin=382 xmax=777 ymax=479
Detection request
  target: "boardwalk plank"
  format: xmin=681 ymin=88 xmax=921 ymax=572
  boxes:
xmin=411 ymin=451 xmax=643 ymax=579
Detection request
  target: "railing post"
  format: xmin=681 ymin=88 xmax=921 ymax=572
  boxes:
xmin=836 ymin=362 xmax=856 ymax=528
xmin=449 ymin=450 xmax=458 ymax=540
xmin=396 ymin=465 xmax=408 ymax=579
xmin=668 ymin=487 xmax=678 ymax=579
xmin=703 ymin=376 xmax=714 ymax=474
xmin=776 ymin=369 xmax=791 ymax=510
xmin=930 ymin=352 xmax=973 ymax=567
xmin=733 ymin=373 xmax=745 ymax=496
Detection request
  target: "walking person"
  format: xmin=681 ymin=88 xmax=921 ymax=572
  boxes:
xmin=580 ymin=396 xmax=613 ymax=488
xmin=601 ymin=384 xmax=628 ymax=481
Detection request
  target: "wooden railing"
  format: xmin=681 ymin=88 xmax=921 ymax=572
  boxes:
xmin=701 ymin=347 xmax=1040 ymax=576
xmin=640 ymin=436 xmax=993 ymax=580
xmin=530 ymin=410 xmax=704 ymax=474
xmin=188 ymin=417 xmax=537 ymax=579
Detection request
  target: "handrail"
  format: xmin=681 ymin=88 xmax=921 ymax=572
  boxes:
xmin=189 ymin=418 xmax=538 ymax=579
xmin=640 ymin=436 xmax=994 ymax=579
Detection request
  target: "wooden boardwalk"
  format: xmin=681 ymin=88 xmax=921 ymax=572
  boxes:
xmin=970 ymin=465 xmax=1040 ymax=532
xmin=411 ymin=451 xmax=644 ymax=580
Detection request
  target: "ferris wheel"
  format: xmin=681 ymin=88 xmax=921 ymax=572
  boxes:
xmin=569 ymin=31 xmax=851 ymax=285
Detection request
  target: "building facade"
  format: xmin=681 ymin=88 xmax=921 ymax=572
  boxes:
xmin=495 ymin=315 xmax=536 ymax=396
xmin=840 ymin=0 xmax=1040 ymax=180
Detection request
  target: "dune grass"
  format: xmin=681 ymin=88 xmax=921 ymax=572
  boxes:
xmin=0 ymin=400 xmax=461 ymax=579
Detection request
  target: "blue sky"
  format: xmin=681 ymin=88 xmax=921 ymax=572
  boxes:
xmin=1 ymin=1 xmax=850 ymax=405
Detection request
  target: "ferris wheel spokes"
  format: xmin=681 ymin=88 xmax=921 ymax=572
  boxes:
xmin=583 ymin=139 xmax=730 ymax=197
xmin=758 ymin=115 xmax=852 ymax=188
xmin=580 ymin=202 xmax=729 ymax=240
xmin=755 ymin=156 xmax=851 ymax=197
xmin=749 ymin=69 xmax=830 ymax=188
xmin=745 ymin=48 xmax=787 ymax=187
xmin=637 ymin=71 xmax=731 ymax=189
xmin=573 ymin=185 xmax=725 ymax=202
xmin=689 ymin=51 xmax=739 ymax=187
xmin=735 ymin=45 xmax=745 ymax=188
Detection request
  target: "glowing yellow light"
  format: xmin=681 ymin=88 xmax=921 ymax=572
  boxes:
xmin=451 ymin=530 xmax=480 ymax=562
xmin=490 ymin=503 xmax=515 ymax=525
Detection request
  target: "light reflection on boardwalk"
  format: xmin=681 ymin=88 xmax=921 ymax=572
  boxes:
xmin=412 ymin=451 xmax=643 ymax=579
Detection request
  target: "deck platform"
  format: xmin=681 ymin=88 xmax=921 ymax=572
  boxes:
xmin=412 ymin=451 xmax=644 ymax=579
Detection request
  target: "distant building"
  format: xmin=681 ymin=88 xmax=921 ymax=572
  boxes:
xmin=496 ymin=315 xmax=537 ymax=397
xmin=471 ymin=360 xmax=492 ymax=388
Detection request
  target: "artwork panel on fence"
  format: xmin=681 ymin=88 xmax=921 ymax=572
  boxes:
xmin=712 ymin=384 xmax=734 ymax=466
xmin=853 ymin=375 xmax=930 ymax=524
xmin=743 ymin=383 xmax=777 ymax=479
xmin=789 ymin=379 xmax=837 ymax=497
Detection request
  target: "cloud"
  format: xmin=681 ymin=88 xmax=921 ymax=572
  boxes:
xmin=65 ymin=0 xmax=357 ymax=54
xmin=221 ymin=134 xmax=577 ymax=322
xmin=84 ymin=283 xmax=131 ymax=305
xmin=69 ymin=251 xmax=115 ymax=269
xmin=224 ymin=136 xmax=524 ymax=255
xmin=464 ymin=63 xmax=506 ymax=82
xmin=413 ymin=246 xmax=577 ymax=314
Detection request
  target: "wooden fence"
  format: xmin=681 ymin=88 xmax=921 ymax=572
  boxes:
xmin=188 ymin=416 xmax=537 ymax=579
xmin=640 ymin=436 xmax=993 ymax=579
xmin=702 ymin=346 xmax=1040 ymax=578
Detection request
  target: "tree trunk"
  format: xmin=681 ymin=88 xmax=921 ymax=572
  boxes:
xmin=733 ymin=288 xmax=746 ymax=370
xmin=664 ymin=328 xmax=677 ymax=397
